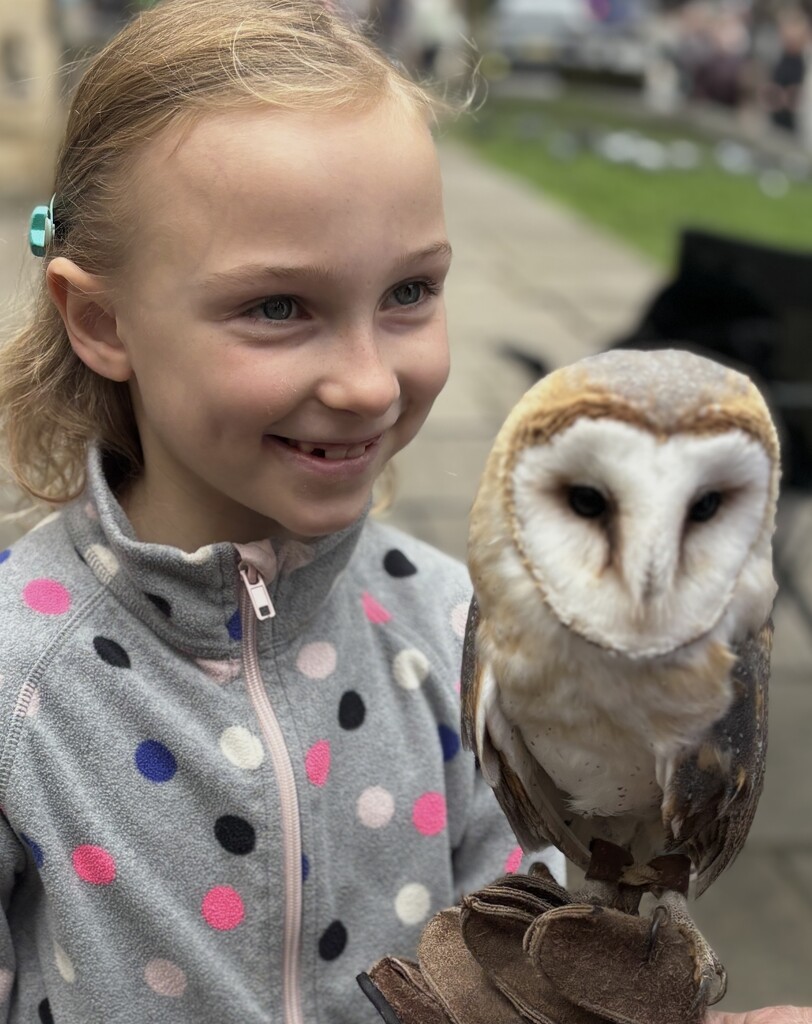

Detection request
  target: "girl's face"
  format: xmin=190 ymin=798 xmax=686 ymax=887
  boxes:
xmin=109 ymin=101 xmax=451 ymax=549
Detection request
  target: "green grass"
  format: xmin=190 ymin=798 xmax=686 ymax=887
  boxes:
xmin=452 ymin=94 xmax=812 ymax=267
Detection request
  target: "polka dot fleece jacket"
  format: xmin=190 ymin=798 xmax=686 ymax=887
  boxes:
xmin=0 ymin=449 xmax=563 ymax=1024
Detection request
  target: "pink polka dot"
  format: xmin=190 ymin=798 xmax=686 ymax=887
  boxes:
xmin=412 ymin=792 xmax=447 ymax=836
xmin=453 ymin=679 xmax=461 ymax=694
xmin=23 ymin=579 xmax=71 ymax=615
xmin=296 ymin=642 xmax=337 ymax=680
xmin=202 ymin=886 xmax=244 ymax=930
xmin=305 ymin=740 xmax=331 ymax=787
xmin=196 ymin=658 xmax=241 ymax=685
xmin=72 ymin=845 xmax=116 ymax=885
xmin=505 ymin=846 xmax=523 ymax=874
xmin=362 ymin=592 xmax=391 ymax=625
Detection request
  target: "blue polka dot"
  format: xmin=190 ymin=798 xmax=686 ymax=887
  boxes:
xmin=227 ymin=609 xmax=242 ymax=641
xmin=439 ymin=724 xmax=460 ymax=762
xmin=0 ymin=550 xmax=10 ymax=565
xmin=20 ymin=832 xmax=44 ymax=869
xmin=302 ymin=853 xmax=310 ymax=882
xmin=135 ymin=740 xmax=177 ymax=783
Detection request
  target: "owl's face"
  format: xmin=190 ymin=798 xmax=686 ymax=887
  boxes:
xmin=509 ymin=416 xmax=774 ymax=658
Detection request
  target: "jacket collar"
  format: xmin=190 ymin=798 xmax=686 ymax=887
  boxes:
xmin=64 ymin=447 xmax=366 ymax=659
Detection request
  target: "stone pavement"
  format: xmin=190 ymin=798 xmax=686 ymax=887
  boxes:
xmin=1 ymin=140 xmax=812 ymax=1013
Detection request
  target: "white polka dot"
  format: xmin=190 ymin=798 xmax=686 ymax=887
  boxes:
xmin=84 ymin=501 xmax=99 ymax=519
xmin=393 ymin=648 xmax=430 ymax=690
xmin=30 ymin=511 xmax=60 ymax=532
xmin=395 ymin=883 xmax=431 ymax=926
xmin=0 ymin=968 xmax=12 ymax=1002
xmin=296 ymin=642 xmax=337 ymax=680
xmin=182 ymin=545 xmax=214 ymax=564
xmin=85 ymin=544 xmax=119 ymax=583
xmin=26 ymin=688 xmax=40 ymax=717
xmin=54 ymin=941 xmax=75 ymax=983
xmin=450 ymin=602 xmax=469 ymax=639
xmin=145 ymin=957 xmax=187 ymax=997
xmin=219 ymin=726 xmax=265 ymax=770
xmin=356 ymin=786 xmax=395 ymax=828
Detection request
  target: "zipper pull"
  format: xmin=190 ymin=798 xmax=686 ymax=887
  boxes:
xmin=239 ymin=566 xmax=276 ymax=621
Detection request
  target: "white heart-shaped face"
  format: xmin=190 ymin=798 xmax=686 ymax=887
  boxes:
xmin=509 ymin=418 xmax=774 ymax=657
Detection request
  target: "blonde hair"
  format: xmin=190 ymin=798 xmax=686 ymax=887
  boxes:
xmin=0 ymin=0 xmax=444 ymax=507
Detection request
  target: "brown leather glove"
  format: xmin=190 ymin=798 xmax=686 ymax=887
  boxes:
xmin=358 ymin=864 xmax=704 ymax=1024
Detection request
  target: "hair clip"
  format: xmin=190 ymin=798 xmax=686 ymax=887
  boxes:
xmin=29 ymin=194 xmax=57 ymax=258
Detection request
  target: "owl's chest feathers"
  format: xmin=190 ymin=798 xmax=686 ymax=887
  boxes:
xmin=490 ymin=620 xmax=736 ymax=818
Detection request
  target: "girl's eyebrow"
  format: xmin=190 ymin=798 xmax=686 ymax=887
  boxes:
xmin=200 ymin=241 xmax=453 ymax=290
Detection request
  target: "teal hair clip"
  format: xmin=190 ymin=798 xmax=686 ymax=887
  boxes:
xmin=29 ymin=194 xmax=56 ymax=258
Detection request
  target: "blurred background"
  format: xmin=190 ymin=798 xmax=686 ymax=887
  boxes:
xmin=2 ymin=0 xmax=812 ymax=1013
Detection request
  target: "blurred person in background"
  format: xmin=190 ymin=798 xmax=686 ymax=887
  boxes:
xmin=764 ymin=5 xmax=810 ymax=131
xmin=397 ymin=0 xmax=469 ymax=80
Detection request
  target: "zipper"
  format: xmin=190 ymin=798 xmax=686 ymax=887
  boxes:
xmin=238 ymin=561 xmax=304 ymax=1024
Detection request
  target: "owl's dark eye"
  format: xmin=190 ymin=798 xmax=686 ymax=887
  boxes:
xmin=688 ymin=491 xmax=722 ymax=523
xmin=568 ymin=486 xmax=607 ymax=519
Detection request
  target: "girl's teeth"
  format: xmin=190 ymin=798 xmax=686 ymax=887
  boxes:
xmin=290 ymin=439 xmax=369 ymax=460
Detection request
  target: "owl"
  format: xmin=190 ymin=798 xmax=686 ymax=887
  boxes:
xmin=462 ymin=348 xmax=779 ymax=1007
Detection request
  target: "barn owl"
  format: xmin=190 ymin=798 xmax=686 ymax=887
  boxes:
xmin=462 ymin=348 xmax=779 ymax=1006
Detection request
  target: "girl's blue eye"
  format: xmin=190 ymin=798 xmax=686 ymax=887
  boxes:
xmin=392 ymin=282 xmax=423 ymax=306
xmin=261 ymin=296 xmax=296 ymax=320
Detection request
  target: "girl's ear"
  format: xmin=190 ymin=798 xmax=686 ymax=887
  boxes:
xmin=46 ymin=257 xmax=132 ymax=383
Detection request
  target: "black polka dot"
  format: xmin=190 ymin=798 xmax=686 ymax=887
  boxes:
xmin=38 ymin=1000 xmax=54 ymax=1024
xmin=93 ymin=636 xmax=131 ymax=669
xmin=215 ymin=815 xmax=256 ymax=855
xmin=383 ymin=549 xmax=417 ymax=578
xmin=338 ymin=691 xmax=365 ymax=730
xmin=319 ymin=920 xmax=347 ymax=961
xmin=145 ymin=593 xmax=172 ymax=617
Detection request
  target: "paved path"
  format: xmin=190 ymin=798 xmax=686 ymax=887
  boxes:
xmin=2 ymin=140 xmax=811 ymax=1013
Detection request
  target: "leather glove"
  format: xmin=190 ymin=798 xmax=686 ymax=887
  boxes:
xmin=358 ymin=863 xmax=704 ymax=1024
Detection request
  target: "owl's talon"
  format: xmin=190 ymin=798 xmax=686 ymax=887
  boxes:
xmin=644 ymin=904 xmax=670 ymax=962
xmin=689 ymin=958 xmax=727 ymax=1009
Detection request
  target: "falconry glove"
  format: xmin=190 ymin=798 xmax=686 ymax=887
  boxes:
xmin=358 ymin=864 xmax=705 ymax=1024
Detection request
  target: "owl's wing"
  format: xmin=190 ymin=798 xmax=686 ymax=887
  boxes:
xmin=662 ymin=619 xmax=772 ymax=896
xmin=460 ymin=596 xmax=592 ymax=865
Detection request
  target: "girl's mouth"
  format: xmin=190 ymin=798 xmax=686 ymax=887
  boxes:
xmin=272 ymin=436 xmax=379 ymax=461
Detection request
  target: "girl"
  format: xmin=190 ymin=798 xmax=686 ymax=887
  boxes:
xmin=0 ymin=1 xmax=556 ymax=1020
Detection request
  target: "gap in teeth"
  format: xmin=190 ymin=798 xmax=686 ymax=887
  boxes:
xmin=282 ymin=437 xmax=368 ymax=460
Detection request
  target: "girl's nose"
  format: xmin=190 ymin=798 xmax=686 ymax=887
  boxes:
xmin=317 ymin=334 xmax=401 ymax=418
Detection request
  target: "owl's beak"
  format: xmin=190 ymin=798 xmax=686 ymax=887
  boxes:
xmin=624 ymin=525 xmax=676 ymax=620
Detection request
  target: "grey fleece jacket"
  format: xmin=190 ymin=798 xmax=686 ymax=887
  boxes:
xmin=0 ymin=448 xmax=562 ymax=1023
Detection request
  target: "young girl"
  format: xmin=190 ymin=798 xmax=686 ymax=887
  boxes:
xmin=0 ymin=1 xmax=557 ymax=1020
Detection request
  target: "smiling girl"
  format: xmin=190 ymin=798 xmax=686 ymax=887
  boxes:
xmin=0 ymin=2 xmax=546 ymax=1020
